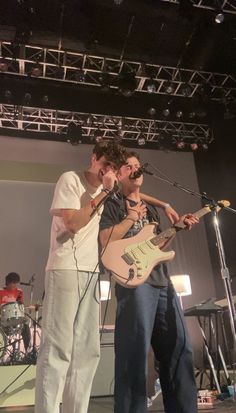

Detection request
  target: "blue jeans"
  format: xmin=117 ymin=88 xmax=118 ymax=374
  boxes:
xmin=114 ymin=282 xmax=197 ymax=413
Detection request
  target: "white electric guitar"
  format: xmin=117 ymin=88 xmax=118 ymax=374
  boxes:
xmin=101 ymin=201 xmax=229 ymax=288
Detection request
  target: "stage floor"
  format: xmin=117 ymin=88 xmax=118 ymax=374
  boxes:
xmin=0 ymin=397 xmax=235 ymax=412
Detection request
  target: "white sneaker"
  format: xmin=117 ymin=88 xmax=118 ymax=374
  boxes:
xmin=152 ymin=378 xmax=162 ymax=401
xmin=147 ymin=397 xmax=153 ymax=408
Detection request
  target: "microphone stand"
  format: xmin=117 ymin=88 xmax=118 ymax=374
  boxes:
xmin=146 ymin=162 xmax=236 ymax=395
xmin=29 ymin=274 xmax=35 ymax=306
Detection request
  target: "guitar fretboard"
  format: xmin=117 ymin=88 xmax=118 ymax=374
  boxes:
xmin=150 ymin=206 xmax=212 ymax=247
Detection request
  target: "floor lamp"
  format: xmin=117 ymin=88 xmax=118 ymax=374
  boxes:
xmin=170 ymin=274 xmax=192 ymax=309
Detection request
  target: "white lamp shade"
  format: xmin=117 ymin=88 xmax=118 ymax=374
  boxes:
xmin=100 ymin=280 xmax=111 ymax=301
xmin=170 ymin=274 xmax=192 ymax=296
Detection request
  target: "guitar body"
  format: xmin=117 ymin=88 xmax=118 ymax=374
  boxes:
xmin=101 ymin=223 xmax=175 ymax=288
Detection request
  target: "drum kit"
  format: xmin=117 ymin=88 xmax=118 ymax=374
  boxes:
xmin=0 ymin=301 xmax=42 ymax=365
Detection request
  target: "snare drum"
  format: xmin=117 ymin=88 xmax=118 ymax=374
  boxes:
xmin=0 ymin=302 xmax=25 ymax=332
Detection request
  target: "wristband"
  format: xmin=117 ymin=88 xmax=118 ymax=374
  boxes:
xmin=164 ymin=203 xmax=171 ymax=209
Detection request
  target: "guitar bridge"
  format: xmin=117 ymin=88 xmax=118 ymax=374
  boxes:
xmin=121 ymin=253 xmax=134 ymax=266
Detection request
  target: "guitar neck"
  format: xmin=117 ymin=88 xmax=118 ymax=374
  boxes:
xmin=151 ymin=206 xmax=212 ymax=247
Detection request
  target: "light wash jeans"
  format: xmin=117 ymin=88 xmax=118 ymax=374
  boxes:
xmin=35 ymin=270 xmax=100 ymax=413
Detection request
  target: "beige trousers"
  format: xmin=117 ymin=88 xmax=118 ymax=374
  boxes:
xmin=35 ymin=270 xmax=100 ymax=413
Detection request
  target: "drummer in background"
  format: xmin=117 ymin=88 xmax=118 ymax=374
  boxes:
xmin=0 ymin=272 xmax=23 ymax=305
xmin=0 ymin=272 xmax=30 ymax=351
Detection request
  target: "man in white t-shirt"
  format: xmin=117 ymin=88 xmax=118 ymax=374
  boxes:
xmin=35 ymin=141 xmax=126 ymax=413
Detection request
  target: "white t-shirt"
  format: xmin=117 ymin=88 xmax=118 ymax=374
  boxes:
xmin=46 ymin=171 xmax=102 ymax=272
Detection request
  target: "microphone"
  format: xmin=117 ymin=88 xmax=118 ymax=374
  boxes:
xmin=20 ymin=282 xmax=31 ymax=286
xmin=130 ymin=163 xmax=153 ymax=179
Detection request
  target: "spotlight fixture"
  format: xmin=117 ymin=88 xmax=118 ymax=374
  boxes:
xmin=93 ymin=128 xmax=103 ymax=142
xmin=4 ymin=90 xmax=13 ymax=103
xmin=180 ymin=83 xmax=192 ymax=97
xmin=30 ymin=63 xmax=43 ymax=77
xmin=145 ymin=78 xmax=157 ymax=94
xmin=118 ymin=71 xmax=137 ymax=97
xmin=147 ymin=107 xmax=156 ymax=117
xmin=41 ymin=95 xmax=49 ymax=105
xmin=214 ymin=0 xmax=225 ymax=23
xmin=215 ymin=9 xmax=224 ymax=24
xmin=189 ymin=111 xmax=196 ymax=119
xmin=23 ymin=92 xmax=32 ymax=105
xmin=176 ymin=139 xmax=185 ymax=149
xmin=162 ymin=109 xmax=170 ymax=117
xmin=0 ymin=58 xmax=9 ymax=72
xmin=176 ymin=110 xmax=183 ymax=118
xmin=98 ymin=72 xmax=110 ymax=92
xmin=190 ymin=143 xmax=198 ymax=151
xmin=137 ymin=135 xmax=146 ymax=146
xmin=164 ymin=82 xmax=175 ymax=94
xmin=67 ymin=123 xmax=82 ymax=145
xmin=75 ymin=69 xmax=86 ymax=82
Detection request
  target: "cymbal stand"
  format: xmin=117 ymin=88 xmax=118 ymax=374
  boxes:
xmin=25 ymin=305 xmax=41 ymax=364
xmin=212 ymin=208 xmax=236 ymax=399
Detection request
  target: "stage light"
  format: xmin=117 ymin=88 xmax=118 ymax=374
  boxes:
xmin=0 ymin=58 xmax=9 ymax=72
xmin=137 ymin=135 xmax=146 ymax=146
xmin=67 ymin=123 xmax=82 ymax=145
xmin=4 ymin=90 xmax=13 ymax=103
xmin=162 ymin=108 xmax=170 ymax=117
xmin=215 ymin=9 xmax=224 ymax=24
xmin=93 ymin=128 xmax=103 ymax=142
xmin=180 ymin=83 xmax=192 ymax=97
xmin=202 ymin=143 xmax=208 ymax=151
xmin=30 ymin=63 xmax=43 ymax=77
xmin=145 ymin=78 xmax=157 ymax=94
xmin=164 ymin=82 xmax=175 ymax=94
xmin=190 ymin=142 xmax=198 ymax=151
xmin=98 ymin=72 xmax=110 ymax=92
xmin=75 ymin=69 xmax=86 ymax=82
xmin=176 ymin=110 xmax=183 ymax=118
xmin=23 ymin=92 xmax=32 ymax=105
xmin=147 ymin=107 xmax=156 ymax=117
xmin=41 ymin=95 xmax=49 ymax=105
xmin=189 ymin=111 xmax=196 ymax=119
xmin=176 ymin=139 xmax=185 ymax=149
xmin=118 ymin=71 xmax=137 ymax=97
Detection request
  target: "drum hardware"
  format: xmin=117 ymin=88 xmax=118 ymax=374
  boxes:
xmin=24 ymin=304 xmax=42 ymax=364
xmin=0 ymin=302 xmax=25 ymax=334
xmin=0 ymin=327 xmax=8 ymax=360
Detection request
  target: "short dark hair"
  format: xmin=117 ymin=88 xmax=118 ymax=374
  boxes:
xmin=5 ymin=272 xmax=20 ymax=285
xmin=92 ymin=141 xmax=126 ymax=169
xmin=123 ymin=150 xmax=140 ymax=163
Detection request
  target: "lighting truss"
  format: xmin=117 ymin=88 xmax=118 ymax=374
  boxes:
xmin=161 ymin=0 xmax=236 ymax=14
xmin=0 ymin=42 xmax=235 ymax=101
xmin=0 ymin=104 xmax=212 ymax=148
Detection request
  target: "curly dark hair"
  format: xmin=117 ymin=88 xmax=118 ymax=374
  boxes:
xmin=122 ymin=150 xmax=140 ymax=163
xmin=92 ymin=140 xmax=126 ymax=169
xmin=5 ymin=272 xmax=20 ymax=285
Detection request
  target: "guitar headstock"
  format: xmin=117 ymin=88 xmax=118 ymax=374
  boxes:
xmin=205 ymin=200 xmax=230 ymax=212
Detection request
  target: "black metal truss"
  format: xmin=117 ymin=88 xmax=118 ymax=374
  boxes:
xmin=162 ymin=0 xmax=236 ymax=14
xmin=0 ymin=42 xmax=235 ymax=101
xmin=0 ymin=104 xmax=212 ymax=149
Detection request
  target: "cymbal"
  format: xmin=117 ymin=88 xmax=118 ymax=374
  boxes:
xmin=25 ymin=303 xmax=42 ymax=310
